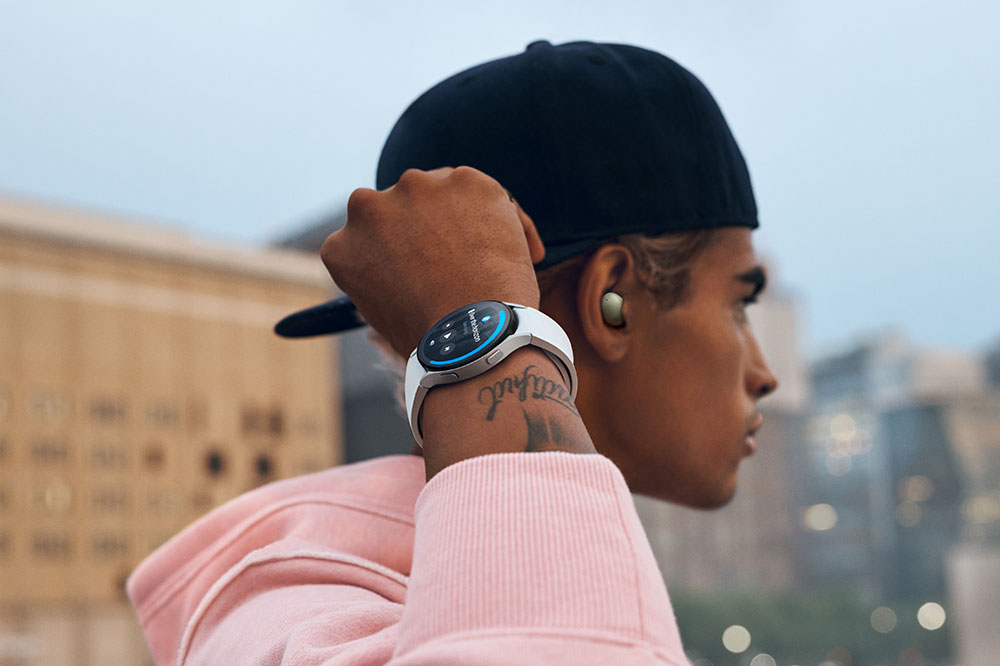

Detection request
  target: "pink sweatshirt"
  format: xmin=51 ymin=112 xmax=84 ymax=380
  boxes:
xmin=128 ymin=451 xmax=689 ymax=665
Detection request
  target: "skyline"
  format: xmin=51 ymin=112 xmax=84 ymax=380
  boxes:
xmin=1 ymin=1 xmax=997 ymax=356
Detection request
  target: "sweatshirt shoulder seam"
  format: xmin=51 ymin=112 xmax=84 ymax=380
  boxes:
xmin=176 ymin=549 xmax=408 ymax=666
xmin=137 ymin=494 xmax=414 ymax=622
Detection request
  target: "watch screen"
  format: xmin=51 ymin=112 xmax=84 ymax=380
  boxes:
xmin=417 ymin=301 xmax=517 ymax=370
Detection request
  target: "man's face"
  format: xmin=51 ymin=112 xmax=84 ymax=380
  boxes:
xmin=596 ymin=228 xmax=778 ymax=508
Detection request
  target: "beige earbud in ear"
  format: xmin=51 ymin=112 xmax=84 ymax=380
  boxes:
xmin=601 ymin=292 xmax=625 ymax=327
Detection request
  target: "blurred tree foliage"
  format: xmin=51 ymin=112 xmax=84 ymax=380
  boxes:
xmin=670 ymin=587 xmax=952 ymax=665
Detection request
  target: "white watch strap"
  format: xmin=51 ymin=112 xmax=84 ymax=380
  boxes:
xmin=404 ymin=303 xmax=576 ymax=447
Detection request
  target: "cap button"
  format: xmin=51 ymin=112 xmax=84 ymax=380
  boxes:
xmin=526 ymin=40 xmax=553 ymax=50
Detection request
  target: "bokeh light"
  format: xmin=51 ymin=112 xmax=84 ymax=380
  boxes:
xmin=749 ymin=654 xmax=776 ymax=666
xmin=721 ymin=625 xmax=751 ymax=653
xmin=962 ymin=495 xmax=1000 ymax=523
xmin=917 ymin=602 xmax=946 ymax=630
xmin=830 ymin=413 xmax=856 ymax=440
xmin=870 ymin=606 xmax=898 ymax=633
xmin=899 ymin=475 xmax=934 ymax=502
xmin=803 ymin=503 xmax=838 ymax=531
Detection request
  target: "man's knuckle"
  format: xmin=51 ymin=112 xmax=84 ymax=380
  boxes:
xmin=346 ymin=187 xmax=376 ymax=217
xmin=320 ymin=231 xmax=345 ymax=265
xmin=397 ymin=168 xmax=426 ymax=187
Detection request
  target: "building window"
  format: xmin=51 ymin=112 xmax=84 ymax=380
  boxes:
xmin=147 ymin=401 xmax=179 ymax=429
xmin=267 ymin=408 xmax=284 ymax=438
xmin=31 ymin=480 xmax=74 ymax=515
xmin=30 ymin=390 xmax=71 ymax=423
xmin=242 ymin=405 xmax=285 ymax=438
xmin=30 ymin=438 xmax=70 ymax=464
xmin=91 ymin=442 xmax=129 ymax=470
xmin=192 ymin=490 xmax=213 ymax=510
xmin=205 ymin=449 xmax=227 ymax=478
xmin=241 ymin=405 xmax=264 ymax=436
xmin=90 ymin=397 xmax=127 ymax=424
xmin=33 ymin=532 xmax=72 ymax=560
xmin=92 ymin=488 xmax=130 ymax=514
xmin=254 ymin=454 xmax=274 ymax=479
xmin=147 ymin=489 xmax=178 ymax=514
xmin=92 ymin=534 xmax=129 ymax=560
xmin=143 ymin=443 xmax=166 ymax=471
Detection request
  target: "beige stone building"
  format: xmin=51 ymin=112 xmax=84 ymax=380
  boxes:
xmin=0 ymin=197 xmax=341 ymax=665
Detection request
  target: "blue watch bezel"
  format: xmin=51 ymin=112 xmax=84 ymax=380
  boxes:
xmin=416 ymin=301 xmax=518 ymax=371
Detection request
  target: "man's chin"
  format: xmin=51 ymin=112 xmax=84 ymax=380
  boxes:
xmin=650 ymin=475 xmax=739 ymax=509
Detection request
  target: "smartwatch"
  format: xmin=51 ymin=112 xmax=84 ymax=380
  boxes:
xmin=404 ymin=301 xmax=577 ymax=446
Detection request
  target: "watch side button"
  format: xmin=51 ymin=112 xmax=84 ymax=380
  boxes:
xmin=440 ymin=372 xmax=459 ymax=381
xmin=486 ymin=349 xmax=505 ymax=365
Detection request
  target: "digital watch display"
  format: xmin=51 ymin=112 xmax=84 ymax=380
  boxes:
xmin=416 ymin=301 xmax=518 ymax=370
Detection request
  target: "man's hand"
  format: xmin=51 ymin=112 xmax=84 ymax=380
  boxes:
xmin=321 ymin=167 xmax=545 ymax=357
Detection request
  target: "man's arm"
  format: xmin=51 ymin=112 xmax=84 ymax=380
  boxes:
xmin=420 ymin=347 xmax=597 ymax=479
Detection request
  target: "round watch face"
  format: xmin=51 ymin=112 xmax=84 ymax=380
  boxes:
xmin=417 ymin=301 xmax=517 ymax=371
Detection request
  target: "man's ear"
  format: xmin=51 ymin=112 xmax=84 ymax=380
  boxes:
xmin=575 ymin=244 xmax=636 ymax=364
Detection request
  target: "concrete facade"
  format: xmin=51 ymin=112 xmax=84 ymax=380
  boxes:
xmin=0 ymin=197 xmax=342 ymax=664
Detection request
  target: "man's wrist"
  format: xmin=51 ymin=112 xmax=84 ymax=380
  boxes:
xmin=420 ymin=347 xmax=595 ymax=480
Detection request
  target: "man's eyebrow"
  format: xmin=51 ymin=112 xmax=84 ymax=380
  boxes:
xmin=735 ymin=265 xmax=767 ymax=298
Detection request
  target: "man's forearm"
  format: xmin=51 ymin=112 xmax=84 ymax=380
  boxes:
xmin=420 ymin=348 xmax=597 ymax=479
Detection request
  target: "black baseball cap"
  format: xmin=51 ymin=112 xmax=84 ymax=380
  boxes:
xmin=276 ymin=40 xmax=757 ymax=337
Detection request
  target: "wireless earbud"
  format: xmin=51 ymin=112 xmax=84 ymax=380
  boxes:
xmin=600 ymin=292 xmax=625 ymax=327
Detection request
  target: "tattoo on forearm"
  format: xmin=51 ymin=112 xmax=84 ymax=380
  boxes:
xmin=477 ymin=364 xmax=579 ymax=421
xmin=522 ymin=408 xmax=567 ymax=452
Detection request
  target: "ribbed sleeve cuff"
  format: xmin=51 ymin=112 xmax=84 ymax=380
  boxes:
xmin=395 ymin=451 xmax=681 ymax=657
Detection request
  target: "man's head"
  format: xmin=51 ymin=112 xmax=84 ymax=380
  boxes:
xmin=377 ymin=40 xmax=777 ymax=506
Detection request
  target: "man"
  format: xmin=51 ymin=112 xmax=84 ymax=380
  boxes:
xmin=129 ymin=40 xmax=778 ymax=664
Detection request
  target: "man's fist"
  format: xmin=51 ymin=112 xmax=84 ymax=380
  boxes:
xmin=321 ymin=167 xmax=546 ymax=356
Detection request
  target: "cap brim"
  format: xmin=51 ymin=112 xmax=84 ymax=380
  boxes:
xmin=274 ymin=296 xmax=366 ymax=338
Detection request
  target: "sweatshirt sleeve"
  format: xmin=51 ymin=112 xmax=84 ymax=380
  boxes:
xmin=392 ymin=452 xmax=689 ymax=665
xmin=128 ymin=452 xmax=690 ymax=665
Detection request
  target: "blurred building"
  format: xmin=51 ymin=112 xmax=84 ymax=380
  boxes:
xmin=944 ymin=392 xmax=1000 ymax=666
xmin=635 ymin=281 xmax=810 ymax=592
xmin=277 ymin=209 xmax=418 ymax=462
xmin=0 ymin=197 xmax=342 ymax=665
xmin=797 ymin=332 xmax=982 ymax=604
xmin=984 ymin=339 xmax=1000 ymax=388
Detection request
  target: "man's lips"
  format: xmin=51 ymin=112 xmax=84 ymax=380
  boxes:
xmin=744 ymin=413 xmax=764 ymax=455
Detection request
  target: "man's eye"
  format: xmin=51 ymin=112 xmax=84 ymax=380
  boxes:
xmin=736 ymin=295 xmax=757 ymax=322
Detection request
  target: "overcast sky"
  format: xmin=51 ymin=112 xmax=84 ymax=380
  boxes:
xmin=1 ymin=0 xmax=997 ymax=357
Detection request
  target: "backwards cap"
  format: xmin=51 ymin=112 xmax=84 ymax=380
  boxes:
xmin=377 ymin=40 xmax=758 ymax=270
xmin=274 ymin=40 xmax=758 ymax=337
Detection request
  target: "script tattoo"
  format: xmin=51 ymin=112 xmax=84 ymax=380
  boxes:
xmin=477 ymin=364 xmax=579 ymax=421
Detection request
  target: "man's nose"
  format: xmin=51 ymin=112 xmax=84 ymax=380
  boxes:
xmin=746 ymin=333 xmax=778 ymax=399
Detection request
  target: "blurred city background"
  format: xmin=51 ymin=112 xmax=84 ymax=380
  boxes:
xmin=1 ymin=2 xmax=997 ymax=665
